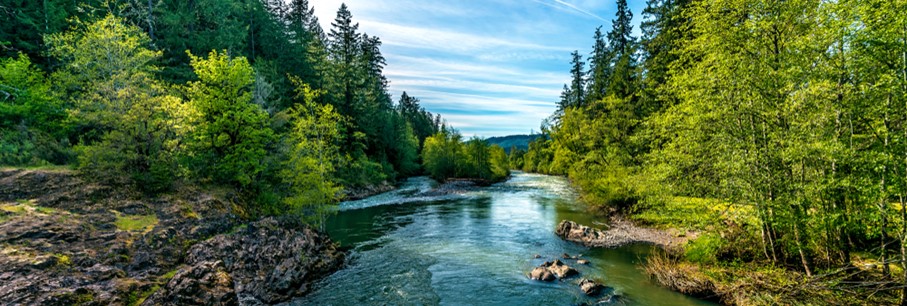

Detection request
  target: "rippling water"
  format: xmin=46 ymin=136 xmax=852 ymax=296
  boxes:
xmin=290 ymin=172 xmax=713 ymax=306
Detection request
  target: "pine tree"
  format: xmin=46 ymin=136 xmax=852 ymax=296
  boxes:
xmin=587 ymin=26 xmax=611 ymax=102
xmin=328 ymin=3 xmax=360 ymax=118
xmin=606 ymin=0 xmax=637 ymax=100
xmin=568 ymin=50 xmax=586 ymax=108
xmin=640 ymin=0 xmax=691 ymax=115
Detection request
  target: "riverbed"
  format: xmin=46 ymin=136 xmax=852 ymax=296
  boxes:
xmin=290 ymin=172 xmax=713 ymax=305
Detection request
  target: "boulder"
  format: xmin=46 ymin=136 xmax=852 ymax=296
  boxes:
xmin=578 ymin=278 xmax=604 ymax=296
xmin=542 ymin=259 xmax=578 ymax=279
xmin=143 ymin=217 xmax=344 ymax=305
xmin=556 ymin=221 xmax=607 ymax=246
xmin=577 ymin=259 xmax=590 ymax=265
xmin=528 ymin=267 xmax=555 ymax=282
xmin=144 ymin=261 xmax=237 ymax=305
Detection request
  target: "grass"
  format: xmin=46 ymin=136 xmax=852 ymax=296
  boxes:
xmin=632 ymin=196 xmax=757 ymax=232
xmin=114 ymin=213 xmax=159 ymax=233
xmin=643 ymin=252 xmax=889 ymax=305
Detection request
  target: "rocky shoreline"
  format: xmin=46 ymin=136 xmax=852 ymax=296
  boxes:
xmin=340 ymin=181 xmax=396 ymax=201
xmin=0 ymin=169 xmax=344 ymax=305
xmin=555 ymin=218 xmax=695 ymax=249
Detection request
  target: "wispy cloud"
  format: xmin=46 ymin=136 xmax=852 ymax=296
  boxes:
xmin=531 ymin=0 xmax=609 ymax=23
xmin=310 ymin=0 xmax=646 ymax=136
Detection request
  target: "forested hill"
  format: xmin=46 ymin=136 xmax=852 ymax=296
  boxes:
xmin=485 ymin=135 xmax=543 ymax=152
xmin=0 ymin=1 xmax=514 ymax=226
xmin=515 ymin=0 xmax=907 ymax=304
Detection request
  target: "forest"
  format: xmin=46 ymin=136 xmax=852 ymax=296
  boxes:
xmin=517 ymin=0 xmax=907 ymax=303
xmin=0 ymin=0 xmax=508 ymax=228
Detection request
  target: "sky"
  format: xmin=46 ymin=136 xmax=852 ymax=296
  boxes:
xmin=311 ymin=0 xmax=647 ymax=137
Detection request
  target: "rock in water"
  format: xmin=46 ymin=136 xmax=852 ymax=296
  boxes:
xmin=528 ymin=267 xmax=555 ymax=282
xmin=542 ymin=259 xmax=578 ymax=279
xmin=556 ymin=220 xmax=606 ymax=246
xmin=528 ymin=259 xmax=578 ymax=281
xmin=578 ymin=278 xmax=605 ymax=296
xmin=144 ymin=217 xmax=345 ymax=305
xmin=577 ymin=259 xmax=590 ymax=265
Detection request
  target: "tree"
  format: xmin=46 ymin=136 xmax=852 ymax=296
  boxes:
xmin=0 ymin=54 xmax=69 ymax=165
xmin=422 ymin=130 xmax=463 ymax=181
xmin=156 ymin=0 xmax=248 ymax=82
xmin=587 ymin=26 xmax=612 ymax=102
xmin=640 ymin=0 xmax=691 ymax=116
xmin=568 ymin=50 xmax=586 ymax=108
xmin=606 ymin=0 xmax=637 ymax=100
xmin=186 ymin=50 xmax=274 ymax=189
xmin=282 ymin=79 xmax=343 ymax=230
xmin=47 ymin=15 xmax=188 ymax=191
xmin=327 ymin=3 xmax=360 ymax=118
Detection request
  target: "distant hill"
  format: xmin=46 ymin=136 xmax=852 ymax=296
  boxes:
xmin=485 ymin=135 xmax=543 ymax=152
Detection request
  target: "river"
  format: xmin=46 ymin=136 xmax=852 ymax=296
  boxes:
xmin=290 ymin=172 xmax=713 ymax=305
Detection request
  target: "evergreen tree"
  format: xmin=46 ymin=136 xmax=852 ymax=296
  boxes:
xmin=568 ymin=51 xmax=586 ymax=108
xmin=327 ymin=3 xmax=360 ymax=118
xmin=587 ymin=26 xmax=611 ymax=102
xmin=606 ymin=0 xmax=637 ymax=100
xmin=640 ymin=0 xmax=691 ymax=115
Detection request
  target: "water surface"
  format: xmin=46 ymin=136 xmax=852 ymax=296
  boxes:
xmin=291 ymin=172 xmax=712 ymax=306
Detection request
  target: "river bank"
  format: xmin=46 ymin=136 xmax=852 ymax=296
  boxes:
xmin=296 ymin=172 xmax=712 ymax=305
xmin=0 ymin=169 xmax=344 ymax=305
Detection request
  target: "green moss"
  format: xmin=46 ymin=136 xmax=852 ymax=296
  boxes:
xmin=0 ymin=165 xmax=74 ymax=172
xmin=179 ymin=203 xmax=200 ymax=219
xmin=126 ymin=285 xmax=161 ymax=306
xmin=0 ymin=204 xmax=28 ymax=214
xmin=34 ymin=206 xmax=57 ymax=214
xmin=115 ymin=214 xmax=159 ymax=232
xmin=1 ymin=201 xmax=59 ymax=217
xmin=161 ymin=269 xmax=179 ymax=280
xmin=55 ymin=254 xmax=72 ymax=267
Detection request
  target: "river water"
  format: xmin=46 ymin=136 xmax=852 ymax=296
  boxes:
xmin=291 ymin=172 xmax=713 ymax=306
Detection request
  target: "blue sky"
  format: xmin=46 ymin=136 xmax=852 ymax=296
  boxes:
xmin=312 ymin=0 xmax=647 ymax=137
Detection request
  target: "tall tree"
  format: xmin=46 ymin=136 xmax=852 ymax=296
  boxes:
xmin=568 ymin=50 xmax=586 ymax=108
xmin=587 ymin=26 xmax=612 ymax=102
xmin=606 ymin=0 xmax=637 ymax=100
xmin=327 ymin=3 xmax=360 ymax=118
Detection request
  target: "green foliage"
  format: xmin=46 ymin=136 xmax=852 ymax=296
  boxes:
xmin=422 ymin=131 xmax=510 ymax=183
xmin=281 ymin=80 xmax=343 ymax=229
xmin=422 ymin=130 xmax=464 ymax=181
xmin=186 ymin=50 xmax=274 ymax=188
xmin=0 ymin=54 xmax=71 ymax=166
xmin=684 ymin=233 xmax=725 ymax=264
xmin=46 ymin=15 xmax=188 ymax=191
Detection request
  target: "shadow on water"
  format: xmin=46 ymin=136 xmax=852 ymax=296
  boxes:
xmin=293 ymin=173 xmax=715 ymax=306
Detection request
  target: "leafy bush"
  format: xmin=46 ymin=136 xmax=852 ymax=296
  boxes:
xmin=685 ymin=233 xmax=725 ymax=264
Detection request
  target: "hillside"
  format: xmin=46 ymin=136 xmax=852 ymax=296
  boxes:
xmin=485 ymin=135 xmax=543 ymax=152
